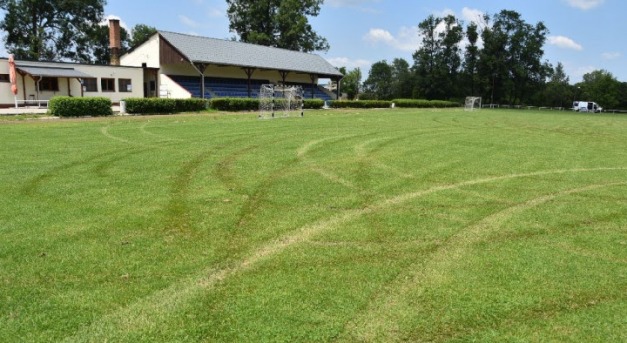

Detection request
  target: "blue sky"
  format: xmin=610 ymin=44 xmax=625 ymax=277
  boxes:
xmin=4 ymin=0 xmax=625 ymax=83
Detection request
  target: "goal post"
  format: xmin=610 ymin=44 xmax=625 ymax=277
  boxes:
xmin=259 ymin=84 xmax=304 ymax=119
xmin=464 ymin=96 xmax=482 ymax=111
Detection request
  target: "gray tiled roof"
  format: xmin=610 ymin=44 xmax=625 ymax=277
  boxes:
xmin=159 ymin=31 xmax=343 ymax=78
xmin=16 ymin=65 xmax=93 ymax=78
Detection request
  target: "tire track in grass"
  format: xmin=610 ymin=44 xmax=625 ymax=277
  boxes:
xmin=62 ymin=167 xmax=627 ymax=341
xmin=20 ymin=151 xmax=117 ymax=196
xmin=297 ymin=136 xmax=361 ymax=190
xmin=338 ymin=181 xmax=627 ymax=342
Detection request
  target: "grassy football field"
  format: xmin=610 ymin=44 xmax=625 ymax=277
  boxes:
xmin=1 ymin=108 xmax=626 ymax=342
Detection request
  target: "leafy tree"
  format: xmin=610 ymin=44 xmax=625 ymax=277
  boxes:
xmin=462 ymin=22 xmax=480 ymax=96
xmin=579 ymin=70 xmax=621 ymax=109
xmin=0 ymin=0 xmax=106 ymax=62
xmin=543 ymin=62 xmax=572 ymax=108
xmin=390 ymin=58 xmax=412 ymax=99
xmin=362 ymin=60 xmax=393 ymax=100
xmin=226 ymin=0 xmax=329 ymax=52
xmin=130 ymin=24 xmax=157 ymax=48
xmin=412 ymin=14 xmax=463 ymax=100
xmin=339 ymin=67 xmax=361 ymax=100
xmin=478 ymin=10 xmax=550 ymax=105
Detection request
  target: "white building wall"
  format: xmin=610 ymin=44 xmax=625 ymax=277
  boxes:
xmin=0 ymin=59 xmax=144 ymax=106
xmin=120 ymin=34 xmax=161 ymax=68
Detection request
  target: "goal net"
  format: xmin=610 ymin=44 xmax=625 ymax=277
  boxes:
xmin=464 ymin=96 xmax=482 ymax=111
xmin=259 ymin=84 xmax=304 ymax=119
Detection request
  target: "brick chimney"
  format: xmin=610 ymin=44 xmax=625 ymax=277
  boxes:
xmin=109 ymin=19 xmax=121 ymax=66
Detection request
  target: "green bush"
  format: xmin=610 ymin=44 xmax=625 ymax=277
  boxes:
xmin=48 ymin=96 xmax=112 ymax=117
xmin=303 ymin=99 xmax=324 ymax=109
xmin=209 ymin=98 xmax=259 ymax=111
xmin=330 ymin=100 xmax=392 ymax=109
xmin=392 ymin=99 xmax=460 ymax=108
xmin=124 ymin=98 xmax=209 ymax=114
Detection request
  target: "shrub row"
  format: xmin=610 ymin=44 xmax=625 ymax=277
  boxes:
xmin=392 ymin=99 xmax=460 ymax=108
xmin=208 ymin=98 xmax=325 ymax=111
xmin=124 ymin=98 xmax=209 ymax=114
xmin=330 ymin=100 xmax=392 ymax=109
xmin=48 ymin=96 xmax=112 ymax=117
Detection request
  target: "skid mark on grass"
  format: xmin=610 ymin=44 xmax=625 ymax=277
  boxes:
xmin=297 ymin=136 xmax=362 ymax=191
xmin=139 ymin=121 xmax=184 ymax=142
xmin=92 ymin=148 xmax=151 ymax=178
xmin=339 ymin=181 xmax=627 ymax=342
xmin=20 ymin=152 xmax=114 ymax=196
xmin=63 ymin=167 xmax=627 ymax=341
xmin=551 ymin=241 xmax=627 ymax=264
xmin=164 ymin=150 xmax=214 ymax=235
xmin=213 ymin=144 xmax=260 ymax=193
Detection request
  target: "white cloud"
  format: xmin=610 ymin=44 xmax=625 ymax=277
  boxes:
xmin=207 ymin=8 xmax=223 ymax=18
xmin=179 ymin=15 xmax=201 ymax=28
xmin=548 ymin=35 xmax=583 ymax=51
xmin=564 ymin=0 xmax=605 ymax=10
xmin=461 ymin=7 xmax=487 ymax=28
xmin=602 ymin=52 xmax=621 ymax=60
xmin=326 ymin=57 xmax=371 ymax=70
xmin=363 ymin=26 xmax=419 ymax=52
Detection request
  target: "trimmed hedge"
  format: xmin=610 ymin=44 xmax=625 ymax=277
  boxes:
xmin=124 ymin=98 xmax=209 ymax=114
xmin=210 ymin=98 xmax=258 ymax=111
xmin=303 ymin=99 xmax=324 ymax=109
xmin=392 ymin=99 xmax=460 ymax=108
xmin=48 ymin=96 xmax=112 ymax=117
xmin=330 ymin=100 xmax=392 ymax=109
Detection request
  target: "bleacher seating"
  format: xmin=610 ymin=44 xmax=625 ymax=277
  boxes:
xmin=167 ymin=75 xmax=334 ymax=100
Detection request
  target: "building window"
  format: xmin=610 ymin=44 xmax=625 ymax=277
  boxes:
xmin=101 ymin=78 xmax=115 ymax=92
xmin=40 ymin=77 xmax=59 ymax=91
xmin=118 ymin=78 xmax=132 ymax=92
xmin=82 ymin=78 xmax=98 ymax=92
xmin=0 ymin=74 xmax=9 ymax=82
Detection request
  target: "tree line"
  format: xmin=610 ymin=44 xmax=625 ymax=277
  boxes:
xmin=342 ymin=10 xmax=626 ymax=110
xmin=0 ymin=0 xmax=156 ymax=64
xmin=1 ymin=1 xmax=624 ymax=109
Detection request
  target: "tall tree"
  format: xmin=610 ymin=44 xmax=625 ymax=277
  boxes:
xmin=362 ymin=60 xmax=393 ymax=100
xmin=226 ymin=0 xmax=329 ymax=52
xmin=412 ymin=14 xmax=463 ymax=100
xmin=0 ymin=0 xmax=106 ymax=62
xmin=390 ymin=58 xmax=412 ymax=99
xmin=478 ymin=10 xmax=550 ymax=105
xmin=579 ymin=70 xmax=621 ymax=109
xmin=339 ymin=67 xmax=361 ymax=100
xmin=543 ymin=62 xmax=571 ymax=108
xmin=462 ymin=21 xmax=480 ymax=96
xmin=130 ymin=24 xmax=157 ymax=48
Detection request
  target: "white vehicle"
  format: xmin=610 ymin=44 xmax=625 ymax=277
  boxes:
xmin=573 ymin=101 xmax=602 ymax=113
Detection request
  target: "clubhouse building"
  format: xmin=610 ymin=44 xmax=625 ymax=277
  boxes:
xmin=0 ymin=20 xmax=343 ymax=108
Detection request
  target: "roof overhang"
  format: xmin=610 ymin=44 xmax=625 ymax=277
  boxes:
xmin=17 ymin=66 xmax=94 ymax=79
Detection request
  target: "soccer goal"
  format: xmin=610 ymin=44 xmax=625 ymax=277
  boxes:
xmin=259 ymin=84 xmax=304 ymax=119
xmin=464 ymin=96 xmax=482 ymax=111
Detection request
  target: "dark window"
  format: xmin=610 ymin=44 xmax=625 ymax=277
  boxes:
xmin=118 ymin=78 xmax=132 ymax=92
xmin=0 ymin=74 xmax=9 ymax=82
xmin=101 ymin=78 xmax=115 ymax=92
xmin=40 ymin=77 xmax=59 ymax=91
xmin=82 ymin=78 xmax=97 ymax=92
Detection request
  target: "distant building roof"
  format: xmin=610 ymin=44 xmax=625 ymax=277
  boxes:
xmin=16 ymin=65 xmax=93 ymax=78
xmin=158 ymin=31 xmax=343 ymax=79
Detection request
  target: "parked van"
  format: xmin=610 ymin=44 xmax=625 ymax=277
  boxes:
xmin=573 ymin=101 xmax=602 ymax=113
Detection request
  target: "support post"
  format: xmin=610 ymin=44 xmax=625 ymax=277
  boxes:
xmin=309 ymin=74 xmax=316 ymax=99
xmin=243 ymin=67 xmax=255 ymax=98
xmin=191 ymin=63 xmax=208 ymax=98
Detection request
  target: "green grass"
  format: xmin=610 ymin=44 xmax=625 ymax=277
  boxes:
xmin=1 ymin=109 xmax=626 ymax=342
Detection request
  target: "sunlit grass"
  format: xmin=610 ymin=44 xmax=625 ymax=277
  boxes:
xmin=0 ymin=109 xmax=626 ymax=342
